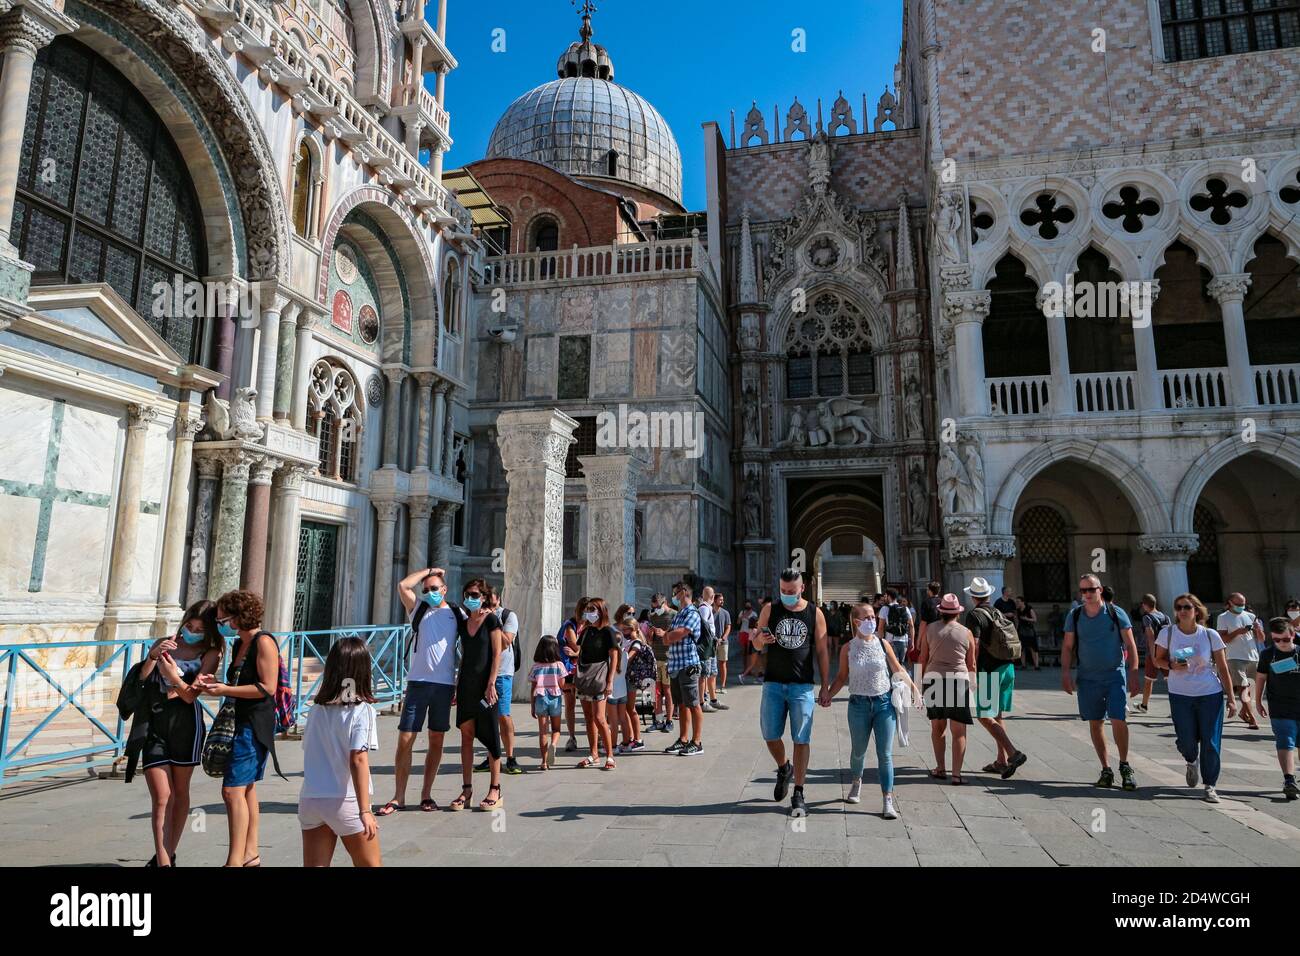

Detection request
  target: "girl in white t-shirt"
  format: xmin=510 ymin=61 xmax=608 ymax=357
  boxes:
xmin=299 ymin=637 xmax=381 ymax=866
xmin=1154 ymin=594 xmax=1238 ymax=804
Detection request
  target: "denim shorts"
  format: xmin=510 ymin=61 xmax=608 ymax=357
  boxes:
xmin=760 ymin=681 xmax=816 ymax=745
xmin=223 ymin=724 xmax=268 ymax=788
xmin=1272 ymin=717 xmax=1298 ymax=751
xmin=534 ymin=693 xmax=562 ymax=718
xmin=495 ymin=675 xmax=513 ymax=717
xmin=702 ymin=658 xmax=718 ymax=677
xmin=399 ymin=680 xmax=454 ymax=733
xmin=1076 ymin=671 xmax=1127 ymax=722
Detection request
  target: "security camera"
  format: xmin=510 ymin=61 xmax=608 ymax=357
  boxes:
xmin=487 ymin=323 xmax=518 ymax=343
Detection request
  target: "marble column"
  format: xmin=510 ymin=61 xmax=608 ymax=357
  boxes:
xmin=104 ymin=404 xmax=159 ymax=606
xmin=413 ymin=373 xmax=435 ymax=471
xmin=0 ymin=7 xmax=64 ymax=253
xmin=265 ymin=465 xmax=309 ymax=632
xmin=186 ymin=455 xmax=221 ymax=604
xmin=578 ymin=453 xmax=642 ymax=606
xmin=441 ymin=386 xmax=457 ymax=477
xmin=430 ymin=380 xmax=449 ymax=474
xmin=290 ymin=308 xmax=315 ymax=430
xmin=211 ymin=280 xmax=242 ymax=400
xmin=1138 ymin=534 xmax=1198 ymax=611
xmin=240 ymin=455 xmax=279 ymax=594
xmin=407 ymin=496 xmax=433 ymax=577
xmin=432 ymin=501 xmax=458 ymax=569
xmin=254 ymin=290 xmax=288 ymax=421
xmin=1208 ymin=274 xmax=1256 ymax=407
xmin=208 ymin=451 xmax=252 ymax=600
xmin=1132 ymin=280 xmax=1162 ymax=411
xmin=371 ymin=500 xmax=401 ymax=625
xmin=496 ymin=409 xmax=579 ymax=700
xmin=153 ymin=411 xmax=204 ymax=635
xmin=944 ymin=291 xmax=991 ymax=418
xmin=273 ymin=301 xmax=302 ymax=421
xmin=381 ymin=367 xmax=404 ymax=468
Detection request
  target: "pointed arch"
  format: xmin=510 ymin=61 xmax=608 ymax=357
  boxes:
xmin=1170 ymin=433 xmax=1300 ymax=534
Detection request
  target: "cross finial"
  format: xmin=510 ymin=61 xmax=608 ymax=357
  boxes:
xmin=573 ymin=0 xmax=598 ymax=39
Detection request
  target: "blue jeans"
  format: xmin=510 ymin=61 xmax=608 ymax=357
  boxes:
xmin=847 ymin=693 xmax=896 ymax=792
xmin=760 ymin=681 xmax=816 ymax=744
xmin=1169 ymin=691 xmax=1224 ymax=787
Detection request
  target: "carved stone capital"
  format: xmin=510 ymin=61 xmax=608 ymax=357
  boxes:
xmin=126 ymin=403 xmax=160 ymax=432
xmin=945 ymin=534 xmax=1017 ymax=567
xmin=374 ymin=499 xmax=402 ymax=523
xmin=943 ymin=290 xmax=991 ymax=324
xmin=275 ymin=464 xmax=310 ymax=494
xmin=0 ymin=7 xmax=64 ymax=59
xmin=178 ymin=414 xmax=206 ymax=440
xmin=1207 ymin=273 xmax=1251 ymax=305
xmin=497 ymin=409 xmax=579 ymax=475
xmin=1137 ymin=533 xmax=1200 ymax=559
xmin=939 ymin=264 xmax=972 ymax=293
xmin=249 ymin=455 xmax=282 ymax=485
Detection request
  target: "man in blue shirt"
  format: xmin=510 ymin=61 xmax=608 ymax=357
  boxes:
xmin=1062 ymin=573 xmax=1141 ymax=790
xmin=663 ymin=581 xmax=704 ymax=756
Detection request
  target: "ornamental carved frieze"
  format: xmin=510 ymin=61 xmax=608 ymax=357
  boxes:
xmin=946 ymin=535 xmax=1017 ymax=566
xmin=79 ymin=0 xmax=291 ymax=281
xmin=1137 ymin=534 xmax=1201 ymax=558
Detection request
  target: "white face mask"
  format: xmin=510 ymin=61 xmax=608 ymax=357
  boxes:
xmin=1289 ymin=610 xmax=1300 ymax=622
xmin=858 ymin=619 xmax=877 ymax=637
xmin=583 ymin=610 xmax=599 ymax=624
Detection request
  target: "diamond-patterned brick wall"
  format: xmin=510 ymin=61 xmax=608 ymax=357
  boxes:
xmin=931 ymin=0 xmax=1300 ymax=163
xmin=724 ymin=130 xmax=924 ymax=226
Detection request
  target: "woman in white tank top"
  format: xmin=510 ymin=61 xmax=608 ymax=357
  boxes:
xmin=825 ymin=603 xmax=922 ymax=817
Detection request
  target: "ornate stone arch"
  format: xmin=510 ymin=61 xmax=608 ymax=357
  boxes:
xmin=973 ymin=239 xmax=1053 ymax=291
xmin=1170 ymin=433 xmax=1300 ymax=534
xmin=1058 ymin=232 xmax=1144 ymax=285
xmin=1150 ymin=230 xmax=1232 ymax=278
xmin=343 ymin=0 xmax=395 ymax=112
xmin=769 ymin=278 xmax=887 ymax=350
xmin=319 ymin=186 xmax=437 ymax=365
xmin=990 ymin=438 xmax=1172 ymax=537
xmin=74 ymin=0 xmax=291 ymax=280
xmin=1234 ymin=221 xmax=1300 ymax=274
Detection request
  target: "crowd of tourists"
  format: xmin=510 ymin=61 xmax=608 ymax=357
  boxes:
xmin=116 ymin=565 xmax=1300 ymax=867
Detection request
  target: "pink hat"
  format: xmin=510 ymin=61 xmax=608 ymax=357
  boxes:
xmin=938 ymin=593 xmax=963 ymax=614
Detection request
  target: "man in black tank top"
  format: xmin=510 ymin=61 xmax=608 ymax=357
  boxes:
xmin=750 ymin=569 xmax=828 ymax=818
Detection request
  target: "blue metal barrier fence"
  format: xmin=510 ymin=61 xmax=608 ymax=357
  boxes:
xmin=0 ymin=625 xmax=408 ymax=790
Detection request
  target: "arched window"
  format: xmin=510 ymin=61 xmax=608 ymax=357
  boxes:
xmin=1152 ymin=241 xmax=1225 ymax=369
xmin=442 ymin=259 xmax=461 ymax=336
xmin=1243 ymin=234 xmax=1300 ymax=365
xmin=1067 ymin=248 xmax=1137 ymax=373
xmin=606 ymin=149 xmax=619 ymax=177
xmin=984 ymin=255 xmax=1048 ymax=377
xmin=15 ymin=38 xmax=208 ymax=362
xmin=1187 ymin=504 xmax=1222 ymax=604
xmin=306 ymin=360 xmax=362 ymax=483
xmin=291 ymin=139 xmax=316 ymax=238
xmin=531 ymin=216 xmax=559 ymax=252
xmin=782 ymin=293 xmax=874 ymax=398
xmin=1016 ymin=505 xmax=1070 ymax=603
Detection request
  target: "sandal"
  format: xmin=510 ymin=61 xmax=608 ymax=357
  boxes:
xmin=375 ymin=800 xmax=404 ymax=817
xmin=929 ymin=768 xmax=949 ymax=780
xmin=448 ymin=785 xmax=473 ymax=812
xmin=983 ymin=762 xmax=1007 ymax=774
xmin=419 ymin=798 xmax=438 ymax=812
xmin=603 ymin=758 xmax=616 ymax=771
xmin=478 ymin=783 xmax=503 ymax=811
xmin=950 ymin=774 xmax=964 ymax=786
xmin=577 ymin=755 xmax=599 ymax=768
xmin=243 ymin=855 xmax=261 ymax=867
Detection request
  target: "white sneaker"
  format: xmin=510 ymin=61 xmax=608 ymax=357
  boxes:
xmin=718 ymin=689 xmax=728 ymax=694
xmin=1204 ymin=785 xmax=1220 ymax=803
xmin=882 ymin=795 xmax=899 ymax=820
xmin=847 ymin=781 xmax=862 ymax=804
xmin=1185 ymin=762 xmax=1199 ymax=788
xmin=702 ymin=701 xmax=716 ymax=713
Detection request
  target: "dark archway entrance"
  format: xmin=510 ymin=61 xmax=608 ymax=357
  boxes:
xmin=786 ymin=475 xmax=885 ymax=603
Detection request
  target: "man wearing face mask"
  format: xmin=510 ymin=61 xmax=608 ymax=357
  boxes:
xmin=1217 ymin=592 xmax=1264 ymax=730
xmin=750 ymin=569 xmax=829 ymax=817
xmin=377 ymin=566 xmax=459 ymax=815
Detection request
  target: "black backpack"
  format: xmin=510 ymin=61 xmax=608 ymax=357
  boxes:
xmin=884 ymin=605 xmax=910 ymax=638
xmin=501 ymin=607 xmax=522 ymax=672
xmin=696 ymin=605 xmax=716 ymax=659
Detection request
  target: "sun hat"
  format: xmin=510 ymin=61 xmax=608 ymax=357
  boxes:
xmin=964 ymin=576 xmax=995 ymax=599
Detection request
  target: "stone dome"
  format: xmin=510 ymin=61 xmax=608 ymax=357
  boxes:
xmin=484 ymin=11 xmax=682 ymax=206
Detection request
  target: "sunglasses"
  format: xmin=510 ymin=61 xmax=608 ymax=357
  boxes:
xmin=1174 ymin=604 xmax=1194 ymax=612
xmin=216 ymin=615 xmax=234 ymax=626
xmin=464 ymin=591 xmax=482 ymax=599
xmin=1079 ymin=586 xmax=1101 ymax=594
xmin=1274 ymin=635 xmax=1295 ymax=642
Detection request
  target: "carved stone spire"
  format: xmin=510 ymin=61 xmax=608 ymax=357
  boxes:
xmin=738 ymin=209 xmax=758 ymax=303
xmin=895 ymin=193 xmax=916 ymax=290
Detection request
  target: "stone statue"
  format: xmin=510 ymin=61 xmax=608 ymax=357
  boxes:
xmin=742 ymin=383 xmax=761 ymax=445
xmin=903 ymin=376 xmax=924 ymax=438
xmin=936 ymin=191 xmax=964 ymax=265
xmin=908 ymin=461 xmax=929 ymax=532
xmin=201 ymin=389 xmax=230 ymax=441
xmin=783 ymin=407 xmax=808 ymax=448
xmin=961 ymin=437 xmax=986 ymax=512
xmin=743 ymin=470 xmax=763 ymax=536
xmin=808 ymin=132 xmax=831 ymax=195
xmin=229 ymin=387 xmax=263 ymax=441
xmin=817 ymin=397 xmax=874 ymax=446
xmin=804 ymin=404 xmax=831 ymax=447
xmin=937 ymin=440 xmax=978 ymax=515
xmin=898 ymin=302 xmax=920 ymax=339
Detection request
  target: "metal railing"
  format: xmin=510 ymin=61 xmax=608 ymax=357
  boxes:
xmin=0 ymin=626 xmax=409 ymax=789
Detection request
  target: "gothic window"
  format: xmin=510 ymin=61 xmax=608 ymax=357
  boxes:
xmin=1066 ymin=248 xmax=1137 ymax=374
xmin=15 ymin=38 xmax=208 ymax=363
xmin=565 ymin=416 xmax=598 ymax=479
xmin=1187 ymin=504 xmax=1222 ymax=603
xmin=1020 ymin=193 xmax=1075 ymax=240
xmin=306 ymin=359 xmax=362 ymax=482
xmin=1159 ymin=0 xmax=1300 ymax=62
xmin=782 ymin=294 xmax=874 ymax=398
xmin=1102 ymin=186 xmax=1161 ymax=234
xmin=441 ymin=259 xmax=462 ymax=336
xmin=291 ymin=139 xmax=316 ymax=238
xmin=1017 ymin=506 xmax=1070 ymax=604
xmin=558 ymin=335 xmax=591 ymax=400
xmin=531 ymin=215 xmax=559 ymax=252
xmin=1152 ymin=241 xmax=1227 ymax=369
xmin=1189 ymin=177 xmax=1249 ymax=226
xmin=1243 ymin=234 xmax=1300 ymax=365
xmin=984 ymin=255 xmax=1049 ymax=377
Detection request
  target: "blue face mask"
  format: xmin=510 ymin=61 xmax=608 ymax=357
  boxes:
xmin=671 ymin=596 xmax=680 ymax=608
xmin=217 ymin=621 xmax=238 ymax=639
xmin=422 ymin=590 xmax=444 ymax=607
xmin=780 ymin=593 xmax=800 ymax=608
xmin=463 ymin=597 xmax=483 ymax=612
xmin=180 ymin=627 xmax=204 ymax=645
xmin=1231 ymin=605 xmax=1245 ymax=614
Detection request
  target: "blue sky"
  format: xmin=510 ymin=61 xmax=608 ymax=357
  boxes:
xmin=440 ymin=0 xmax=905 ymax=211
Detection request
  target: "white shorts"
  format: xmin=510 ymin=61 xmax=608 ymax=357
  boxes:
xmin=298 ymin=794 xmax=365 ymax=836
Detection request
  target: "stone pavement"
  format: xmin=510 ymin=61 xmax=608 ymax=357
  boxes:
xmin=2 ymin=668 xmax=1299 ymax=867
